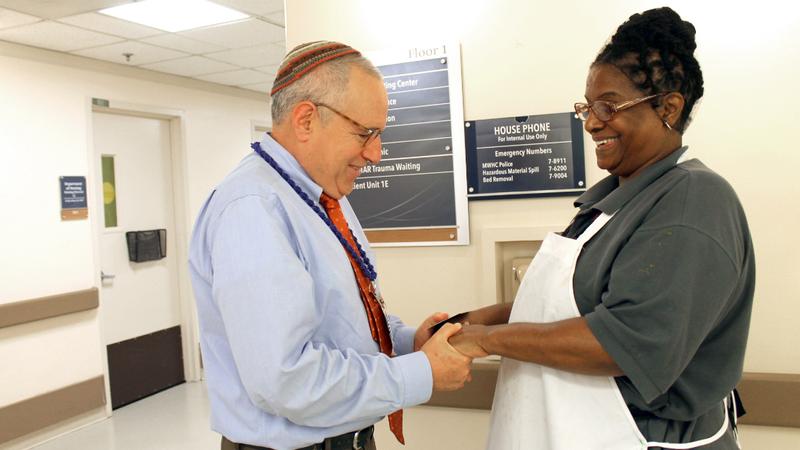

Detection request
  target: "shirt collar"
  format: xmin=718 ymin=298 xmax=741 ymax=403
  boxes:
xmin=575 ymin=146 xmax=689 ymax=214
xmin=258 ymin=133 xmax=324 ymax=203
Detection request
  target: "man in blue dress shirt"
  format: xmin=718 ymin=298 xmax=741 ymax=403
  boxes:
xmin=189 ymin=42 xmax=473 ymax=450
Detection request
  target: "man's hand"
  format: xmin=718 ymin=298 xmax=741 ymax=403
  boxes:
xmin=449 ymin=324 xmax=490 ymax=358
xmin=414 ymin=311 xmax=449 ymax=351
xmin=421 ymin=323 xmax=473 ymax=391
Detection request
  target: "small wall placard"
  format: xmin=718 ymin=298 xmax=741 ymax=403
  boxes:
xmin=465 ymin=112 xmax=586 ymax=199
xmin=60 ymin=176 xmax=88 ymax=220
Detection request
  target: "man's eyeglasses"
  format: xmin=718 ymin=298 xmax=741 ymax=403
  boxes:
xmin=574 ymin=93 xmax=667 ymax=122
xmin=314 ymin=102 xmax=383 ymax=146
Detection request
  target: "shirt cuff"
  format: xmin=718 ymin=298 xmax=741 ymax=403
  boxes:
xmin=585 ymin=305 xmax=662 ymax=402
xmin=393 ymin=325 xmax=417 ymax=355
xmin=392 ymin=351 xmax=433 ymax=407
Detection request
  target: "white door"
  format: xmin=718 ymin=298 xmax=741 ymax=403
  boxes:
xmin=93 ymin=111 xmax=184 ymax=408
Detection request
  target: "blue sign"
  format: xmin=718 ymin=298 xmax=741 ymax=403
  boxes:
xmin=60 ymin=176 xmax=87 ymax=209
xmin=465 ymin=112 xmax=586 ymax=199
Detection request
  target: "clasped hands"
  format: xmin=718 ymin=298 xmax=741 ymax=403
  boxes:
xmin=414 ymin=312 xmax=491 ymax=392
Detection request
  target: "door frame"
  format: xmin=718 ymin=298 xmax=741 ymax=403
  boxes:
xmin=87 ymin=99 xmax=201 ymax=415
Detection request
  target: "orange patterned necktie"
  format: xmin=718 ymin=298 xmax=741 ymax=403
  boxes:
xmin=319 ymin=193 xmax=405 ymax=445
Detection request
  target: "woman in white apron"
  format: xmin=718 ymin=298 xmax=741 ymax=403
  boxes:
xmin=451 ymin=7 xmax=753 ymax=450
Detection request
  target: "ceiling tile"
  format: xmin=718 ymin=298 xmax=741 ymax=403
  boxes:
xmin=205 ymin=43 xmax=284 ymax=68
xmin=0 ymin=7 xmax=39 ymax=29
xmin=264 ymin=11 xmax=284 ymax=27
xmin=141 ymin=55 xmax=237 ymax=77
xmin=239 ymin=82 xmax=271 ymax=93
xmin=179 ymin=18 xmax=284 ymax=49
xmin=0 ymin=0 xmax=129 ymax=19
xmin=73 ymin=40 xmax=187 ymax=65
xmin=58 ymin=12 xmax=161 ymax=39
xmin=196 ymin=69 xmax=272 ymax=85
xmin=140 ymin=33 xmax=225 ymax=54
xmin=0 ymin=20 xmax=122 ymax=52
xmin=213 ymin=0 xmax=284 ymax=17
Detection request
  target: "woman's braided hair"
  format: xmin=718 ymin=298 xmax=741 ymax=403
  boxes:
xmin=594 ymin=7 xmax=704 ymax=132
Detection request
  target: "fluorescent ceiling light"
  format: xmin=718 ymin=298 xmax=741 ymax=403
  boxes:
xmin=100 ymin=0 xmax=249 ymax=33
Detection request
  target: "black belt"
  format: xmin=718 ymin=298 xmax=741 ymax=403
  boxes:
xmin=222 ymin=425 xmax=374 ymax=450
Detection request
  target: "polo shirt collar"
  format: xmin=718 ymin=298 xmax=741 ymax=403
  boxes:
xmin=258 ymin=133 xmax=324 ymax=203
xmin=575 ymin=146 xmax=688 ymax=214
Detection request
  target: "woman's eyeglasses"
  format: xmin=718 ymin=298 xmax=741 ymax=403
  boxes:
xmin=574 ymin=93 xmax=667 ymax=122
xmin=314 ymin=102 xmax=383 ymax=146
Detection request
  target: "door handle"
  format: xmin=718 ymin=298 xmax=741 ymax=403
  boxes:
xmin=101 ymin=271 xmax=116 ymax=281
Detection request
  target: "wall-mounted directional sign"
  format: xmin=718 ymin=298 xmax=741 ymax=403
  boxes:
xmin=350 ymin=42 xmax=469 ymax=246
xmin=465 ymin=112 xmax=586 ymax=199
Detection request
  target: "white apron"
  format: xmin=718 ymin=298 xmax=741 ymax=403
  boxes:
xmin=486 ymin=209 xmax=733 ymax=450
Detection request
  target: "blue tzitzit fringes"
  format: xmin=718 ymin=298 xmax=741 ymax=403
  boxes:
xmin=251 ymin=142 xmax=377 ymax=281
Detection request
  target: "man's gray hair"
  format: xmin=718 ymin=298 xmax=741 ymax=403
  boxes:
xmin=270 ymin=54 xmax=383 ymax=124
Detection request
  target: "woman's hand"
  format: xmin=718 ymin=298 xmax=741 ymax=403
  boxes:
xmin=462 ymin=303 xmax=513 ymax=326
xmin=449 ymin=324 xmax=491 ymax=358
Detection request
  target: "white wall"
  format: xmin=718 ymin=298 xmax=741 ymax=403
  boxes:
xmin=0 ymin=42 xmax=267 ymax=444
xmin=285 ymin=0 xmax=800 ymax=448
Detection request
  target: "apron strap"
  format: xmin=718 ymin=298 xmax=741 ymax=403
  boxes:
xmin=575 ymin=149 xmax=688 ymax=248
xmin=575 ymin=212 xmax=615 ymax=246
xmin=731 ymin=390 xmax=742 ymax=449
xmin=645 ymin=394 xmax=732 ymax=449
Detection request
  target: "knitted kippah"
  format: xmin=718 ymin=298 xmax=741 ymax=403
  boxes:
xmin=270 ymin=41 xmax=361 ymax=96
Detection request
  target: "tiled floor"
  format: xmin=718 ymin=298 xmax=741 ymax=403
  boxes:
xmin=32 ymin=381 xmax=219 ymax=450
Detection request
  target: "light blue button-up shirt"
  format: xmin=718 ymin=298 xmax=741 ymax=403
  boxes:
xmin=189 ymin=134 xmax=432 ymax=449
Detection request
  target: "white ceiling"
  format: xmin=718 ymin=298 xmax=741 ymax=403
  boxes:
xmin=0 ymin=0 xmax=286 ymax=93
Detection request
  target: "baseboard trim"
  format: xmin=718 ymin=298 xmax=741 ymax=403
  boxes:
xmin=0 ymin=375 xmax=106 ymax=444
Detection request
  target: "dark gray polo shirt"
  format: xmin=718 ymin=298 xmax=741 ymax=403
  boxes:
xmin=564 ymin=147 xmax=755 ymax=448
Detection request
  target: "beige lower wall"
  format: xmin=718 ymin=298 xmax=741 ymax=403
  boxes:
xmin=376 ymin=406 xmax=490 ymax=450
xmin=736 ymin=425 xmax=800 ymax=449
xmin=0 ymin=376 xmax=106 ymax=445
